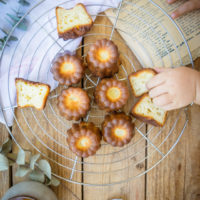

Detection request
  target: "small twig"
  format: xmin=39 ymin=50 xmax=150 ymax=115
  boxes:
xmin=18 ymin=0 xmax=30 ymax=6
xmin=0 ymin=0 xmax=29 ymax=51
xmin=0 ymin=0 xmax=7 ymax=4
xmin=6 ymin=153 xmax=59 ymax=184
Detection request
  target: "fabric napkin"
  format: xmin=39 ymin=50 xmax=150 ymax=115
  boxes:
xmin=0 ymin=0 xmax=120 ymax=126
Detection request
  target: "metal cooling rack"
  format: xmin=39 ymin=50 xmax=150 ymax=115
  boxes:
xmin=0 ymin=0 xmax=193 ymax=186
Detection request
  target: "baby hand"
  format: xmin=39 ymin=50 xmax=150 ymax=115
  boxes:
xmin=146 ymin=67 xmax=200 ymax=110
xmin=167 ymin=0 xmax=200 ymax=19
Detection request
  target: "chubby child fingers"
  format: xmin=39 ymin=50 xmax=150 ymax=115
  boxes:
xmin=149 ymin=85 xmax=168 ymax=98
xmin=154 ymin=67 xmax=171 ymax=73
xmin=146 ymin=74 xmax=165 ymax=90
xmin=171 ymin=1 xmax=200 ymax=19
xmin=152 ymin=93 xmax=172 ymax=107
xmin=161 ymin=103 xmax=177 ymax=111
xmin=166 ymin=0 xmax=179 ymax=4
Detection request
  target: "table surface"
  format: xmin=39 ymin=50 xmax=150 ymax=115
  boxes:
xmin=0 ymin=15 xmax=200 ymax=200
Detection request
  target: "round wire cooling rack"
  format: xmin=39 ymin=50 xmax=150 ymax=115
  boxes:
xmin=0 ymin=0 xmax=194 ymax=186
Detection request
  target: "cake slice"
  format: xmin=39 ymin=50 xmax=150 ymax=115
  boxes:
xmin=131 ymin=94 xmax=167 ymax=127
xmin=128 ymin=68 xmax=157 ymax=97
xmin=15 ymin=78 xmax=50 ymax=110
xmin=56 ymin=3 xmax=93 ymax=40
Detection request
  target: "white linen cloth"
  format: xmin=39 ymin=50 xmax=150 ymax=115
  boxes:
xmin=0 ymin=0 xmax=120 ymax=126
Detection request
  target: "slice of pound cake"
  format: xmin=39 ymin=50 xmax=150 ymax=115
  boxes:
xmin=15 ymin=78 xmax=50 ymax=110
xmin=129 ymin=68 xmax=157 ymax=97
xmin=131 ymin=94 xmax=167 ymax=127
xmin=56 ymin=3 xmax=93 ymax=40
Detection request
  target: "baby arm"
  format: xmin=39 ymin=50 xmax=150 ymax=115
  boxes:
xmin=146 ymin=67 xmax=200 ymax=110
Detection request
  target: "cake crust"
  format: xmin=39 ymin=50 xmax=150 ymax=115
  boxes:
xmin=15 ymin=78 xmax=50 ymax=110
xmin=56 ymin=4 xmax=93 ymax=40
xmin=128 ymin=68 xmax=157 ymax=97
xmin=131 ymin=93 xmax=167 ymax=127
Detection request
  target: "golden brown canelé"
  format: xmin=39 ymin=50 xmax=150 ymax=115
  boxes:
xmin=102 ymin=113 xmax=134 ymax=147
xmin=86 ymin=38 xmax=119 ymax=78
xmin=58 ymin=87 xmax=90 ymax=120
xmin=51 ymin=53 xmax=84 ymax=86
xmin=67 ymin=122 xmax=102 ymax=157
xmin=94 ymin=78 xmax=129 ymax=112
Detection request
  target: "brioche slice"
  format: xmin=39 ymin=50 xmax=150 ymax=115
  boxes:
xmin=129 ymin=68 xmax=157 ymax=97
xmin=131 ymin=94 xmax=167 ymax=127
xmin=56 ymin=4 xmax=93 ymax=40
xmin=15 ymin=78 xmax=50 ymax=110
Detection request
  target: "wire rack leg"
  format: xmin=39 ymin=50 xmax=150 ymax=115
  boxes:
xmin=70 ymin=156 xmax=78 ymax=180
xmin=110 ymin=0 xmax=123 ymax=40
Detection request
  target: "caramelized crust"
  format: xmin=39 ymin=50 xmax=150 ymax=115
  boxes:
xmin=102 ymin=113 xmax=134 ymax=147
xmin=86 ymin=38 xmax=119 ymax=78
xmin=58 ymin=87 xmax=90 ymax=120
xmin=51 ymin=53 xmax=84 ymax=86
xmin=58 ymin=24 xmax=93 ymax=40
xmin=94 ymin=78 xmax=129 ymax=112
xmin=67 ymin=122 xmax=101 ymax=157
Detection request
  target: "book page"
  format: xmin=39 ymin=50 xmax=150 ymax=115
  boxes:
xmin=105 ymin=0 xmax=200 ymax=68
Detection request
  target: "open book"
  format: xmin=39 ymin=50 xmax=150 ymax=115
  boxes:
xmin=105 ymin=0 xmax=200 ymax=68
